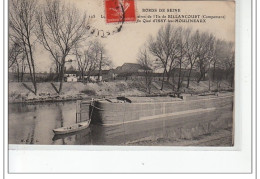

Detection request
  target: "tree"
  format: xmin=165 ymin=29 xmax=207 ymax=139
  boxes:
xmin=174 ymin=27 xmax=190 ymax=91
xmin=8 ymin=38 xmax=28 ymax=82
xmin=74 ymin=40 xmax=111 ymax=83
xmin=148 ymin=24 xmax=192 ymax=92
xmin=36 ymin=0 xmax=89 ymax=94
xmin=148 ymin=24 xmax=179 ymax=90
xmin=185 ymin=30 xmax=198 ymax=88
xmin=8 ymin=38 xmax=23 ymax=69
xmin=74 ymin=42 xmax=97 ymax=82
xmin=9 ymin=0 xmax=38 ymax=94
xmin=145 ymin=24 xmax=235 ymax=92
xmin=212 ymin=40 xmax=235 ymax=87
xmin=137 ymin=47 xmax=153 ymax=94
xmin=194 ymin=31 xmax=216 ymax=83
xmin=13 ymin=55 xmax=27 ymax=82
xmin=212 ymin=39 xmax=223 ymax=81
xmin=90 ymin=40 xmax=111 ymax=82
xmin=222 ymin=42 xmax=235 ymax=87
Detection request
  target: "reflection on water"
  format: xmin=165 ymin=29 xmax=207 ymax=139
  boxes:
xmin=9 ymin=99 xmax=233 ymax=145
xmin=9 ymin=101 xmax=86 ymax=145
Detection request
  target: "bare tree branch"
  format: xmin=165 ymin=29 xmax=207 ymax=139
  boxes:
xmin=9 ymin=0 xmax=38 ymax=94
xmin=36 ymin=0 xmax=89 ymax=94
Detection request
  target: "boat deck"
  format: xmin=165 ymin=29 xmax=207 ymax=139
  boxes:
xmin=81 ymin=92 xmax=233 ymax=104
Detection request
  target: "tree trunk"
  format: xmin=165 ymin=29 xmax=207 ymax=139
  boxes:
xmin=58 ymin=58 xmax=66 ymax=94
xmin=21 ymin=59 xmax=25 ymax=82
xmin=161 ymin=69 xmax=166 ymax=90
xmin=98 ymin=52 xmax=102 ymax=82
xmin=186 ymin=68 xmax=192 ymax=88
xmin=27 ymin=37 xmax=37 ymax=95
xmin=23 ymin=42 xmax=37 ymax=95
xmin=208 ymin=78 xmax=211 ymax=91
xmin=212 ymin=62 xmax=216 ymax=81
xmin=145 ymin=71 xmax=148 ymax=92
xmin=197 ymin=66 xmax=206 ymax=83
xmin=166 ymin=71 xmax=170 ymax=82
xmin=171 ymin=70 xmax=175 ymax=92
xmin=27 ymin=45 xmax=37 ymax=94
xmin=81 ymin=70 xmax=84 ymax=83
xmin=145 ymin=71 xmax=152 ymax=94
xmin=197 ymin=73 xmax=204 ymax=83
xmin=16 ymin=63 xmax=20 ymax=82
xmin=230 ymin=74 xmax=233 ymax=87
xmin=33 ymin=79 xmax=37 ymax=95
xmin=55 ymin=62 xmax=61 ymax=82
xmin=177 ymin=61 xmax=182 ymax=91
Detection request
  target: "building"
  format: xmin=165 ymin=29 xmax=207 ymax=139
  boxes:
xmin=64 ymin=70 xmax=78 ymax=82
xmin=89 ymin=69 xmax=116 ymax=82
xmin=114 ymin=63 xmax=153 ymax=80
xmin=115 ymin=63 xmax=152 ymax=74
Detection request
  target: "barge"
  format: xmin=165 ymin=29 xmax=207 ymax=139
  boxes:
xmin=73 ymin=92 xmax=234 ymax=145
xmin=86 ymin=93 xmax=233 ymax=126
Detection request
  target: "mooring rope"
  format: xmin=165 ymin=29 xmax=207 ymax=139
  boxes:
xmin=88 ymin=104 xmax=105 ymax=111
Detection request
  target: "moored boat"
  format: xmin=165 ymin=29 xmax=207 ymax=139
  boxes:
xmin=52 ymin=127 xmax=91 ymax=141
xmin=53 ymin=120 xmax=91 ymax=135
xmin=87 ymin=92 xmax=233 ymax=126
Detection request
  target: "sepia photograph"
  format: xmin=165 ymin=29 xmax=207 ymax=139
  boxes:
xmin=8 ymin=0 xmax=235 ymax=146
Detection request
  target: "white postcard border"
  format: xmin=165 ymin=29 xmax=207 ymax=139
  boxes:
xmin=2 ymin=0 xmax=255 ymax=176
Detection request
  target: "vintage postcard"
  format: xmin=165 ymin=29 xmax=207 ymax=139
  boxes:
xmin=8 ymin=0 xmax=235 ymax=146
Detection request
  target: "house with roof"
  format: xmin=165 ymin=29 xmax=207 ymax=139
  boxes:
xmin=114 ymin=63 xmax=153 ymax=80
xmin=115 ymin=63 xmax=152 ymax=74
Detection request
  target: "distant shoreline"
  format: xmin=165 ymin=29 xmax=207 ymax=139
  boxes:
xmin=8 ymin=80 xmax=233 ymax=104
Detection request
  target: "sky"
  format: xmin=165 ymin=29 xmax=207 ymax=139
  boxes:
xmin=32 ymin=0 xmax=235 ymax=72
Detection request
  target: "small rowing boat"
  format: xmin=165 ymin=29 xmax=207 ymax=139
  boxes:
xmin=53 ymin=120 xmax=91 ymax=135
xmin=52 ymin=128 xmax=91 ymax=141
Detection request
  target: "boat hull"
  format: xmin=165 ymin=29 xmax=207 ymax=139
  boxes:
xmin=88 ymin=93 xmax=233 ymax=126
xmin=53 ymin=121 xmax=90 ymax=135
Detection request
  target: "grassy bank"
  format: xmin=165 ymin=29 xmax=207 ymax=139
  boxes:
xmin=8 ymin=80 xmax=233 ymax=103
xmin=127 ymin=127 xmax=233 ymax=146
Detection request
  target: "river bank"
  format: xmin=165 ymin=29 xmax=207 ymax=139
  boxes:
xmin=8 ymin=80 xmax=233 ymax=104
xmin=127 ymin=128 xmax=233 ymax=146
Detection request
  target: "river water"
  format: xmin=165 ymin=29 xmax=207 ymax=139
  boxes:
xmin=9 ymin=101 xmax=86 ymax=145
xmin=9 ymin=97 xmax=233 ymax=145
